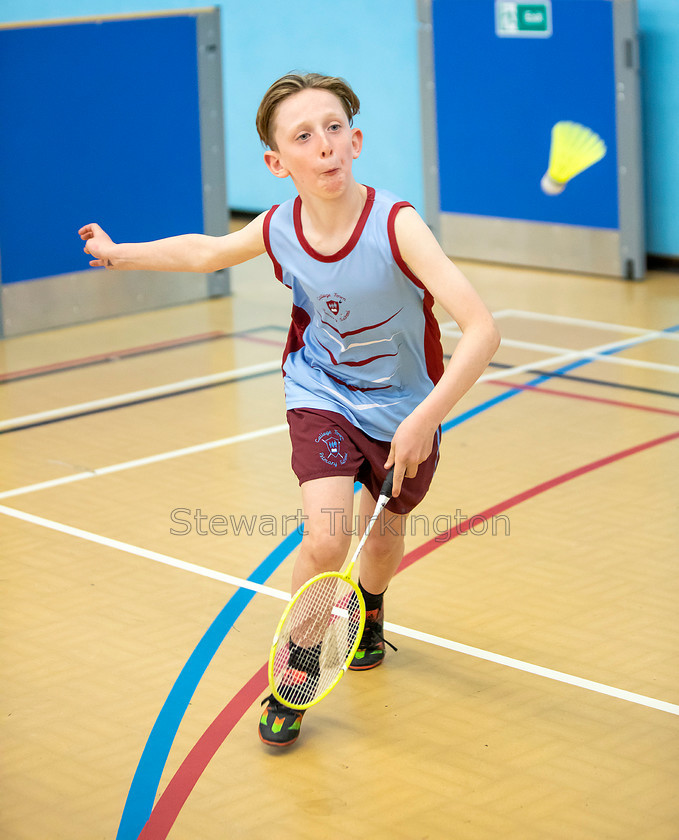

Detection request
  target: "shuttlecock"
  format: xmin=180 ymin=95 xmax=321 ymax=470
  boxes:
xmin=541 ymin=121 xmax=607 ymax=195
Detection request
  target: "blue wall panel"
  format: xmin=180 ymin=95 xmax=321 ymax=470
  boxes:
xmin=638 ymin=0 xmax=679 ymax=256
xmin=0 ymin=0 xmax=425 ymax=220
xmin=433 ymin=0 xmax=619 ymax=230
xmin=0 ymin=16 xmax=204 ymax=284
xmin=0 ymin=1 xmax=676 ymax=259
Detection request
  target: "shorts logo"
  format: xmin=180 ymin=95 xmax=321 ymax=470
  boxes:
xmin=316 ymin=429 xmax=349 ymax=466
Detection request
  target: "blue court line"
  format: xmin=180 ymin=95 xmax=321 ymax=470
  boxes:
xmin=117 ymin=322 xmax=679 ymax=839
xmin=489 ymin=362 xmax=679 ymax=400
xmin=444 ymin=323 xmax=679 ymax=431
xmin=116 ymin=528 xmax=303 ymax=840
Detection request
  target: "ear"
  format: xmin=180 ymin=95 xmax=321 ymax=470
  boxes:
xmin=351 ymin=127 xmax=363 ymax=160
xmin=264 ymin=149 xmax=290 ymax=179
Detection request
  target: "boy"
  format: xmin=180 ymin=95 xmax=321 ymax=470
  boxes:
xmin=79 ymin=72 xmax=500 ymax=747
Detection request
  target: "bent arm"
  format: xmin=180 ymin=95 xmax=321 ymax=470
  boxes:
xmin=78 ymin=212 xmax=267 ymax=273
xmin=386 ymin=207 xmax=501 ymax=493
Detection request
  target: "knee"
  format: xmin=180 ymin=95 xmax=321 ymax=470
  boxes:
xmin=363 ymin=532 xmax=404 ymax=567
xmin=300 ymin=529 xmax=351 ymax=575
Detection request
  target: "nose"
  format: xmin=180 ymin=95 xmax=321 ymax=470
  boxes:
xmin=320 ymin=134 xmax=333 ymax=158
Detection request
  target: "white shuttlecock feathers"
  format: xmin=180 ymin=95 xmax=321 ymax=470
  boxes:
xmin=541 ymin=121 xmax=607 ymax=195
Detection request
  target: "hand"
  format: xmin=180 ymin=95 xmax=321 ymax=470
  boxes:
xmin=78 ymin=223 xmax=115 ymax=268
xmin=384 ymin=412 xmax=437 ymax=497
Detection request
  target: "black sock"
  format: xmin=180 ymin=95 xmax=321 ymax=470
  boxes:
xmin=358 ymin=580 xmax=385 ymax=613
xmin=288 ymin=640 xmax=321 ymax=671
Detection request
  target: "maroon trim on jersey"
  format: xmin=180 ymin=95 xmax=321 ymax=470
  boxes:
xmin=324 ymin=369 xmax=392 ymax=393
xmin=387 ymin=201 xmax=419 ymax=284
xmin=282 ymin=304 xmax=311 ymax=373
xmin=263 ymin=205 xmax=287 ymax=286
xmin=318 ymin=307 xmax=403 ymax=339
xmin=387 ymin=202 xmax=444 ymax=385
xmin=293 ymin=186 xmax=376 ymax=263
xmin=318 ymin=341 xmax=398 ymax=368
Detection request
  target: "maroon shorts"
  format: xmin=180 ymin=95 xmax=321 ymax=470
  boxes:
xmin=286 ymin=408 xmax=439 ymax=515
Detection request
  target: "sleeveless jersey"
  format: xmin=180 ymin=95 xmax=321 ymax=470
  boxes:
xmin=263 ymin=186 xmax=444 ymax=442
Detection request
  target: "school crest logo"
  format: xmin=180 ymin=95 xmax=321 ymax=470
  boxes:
xmin=316 ymin=428 xmax=349 ymax=466
xmin=318 ymin=292 xmax=350 ymax=322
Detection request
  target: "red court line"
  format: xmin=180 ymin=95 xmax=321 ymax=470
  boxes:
xmin=399 ymin=429 xmax=679 ymax=570
xmin=137 ymin=665 xmax=269 ymax=840
xmin=235 ymin=333 xmax=286 ymax=348
xmin=0 ymin=329 xmax=285 ymax=382
xmin=136 ymin=428 xmax=679 ymax=839
xmin=488 ymin=379 xmax=679 ymax=418
xmin=0 ymin=332 xmax=225 ymax=381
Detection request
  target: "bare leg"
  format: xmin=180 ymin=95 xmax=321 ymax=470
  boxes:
xmin=354 ymin=485 xmax=407 ymax=596
xmin=291 ymin=475 xmax=356 ymax=595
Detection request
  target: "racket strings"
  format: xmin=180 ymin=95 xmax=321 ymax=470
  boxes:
xmin=272 ymin=576 xmax=363 ymax=708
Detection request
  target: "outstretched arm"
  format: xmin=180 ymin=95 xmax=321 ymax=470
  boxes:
xmin=386 ymin=206 xmax=501 ymax=496
xmin=78 ymin=213 xmax=267 ymax=273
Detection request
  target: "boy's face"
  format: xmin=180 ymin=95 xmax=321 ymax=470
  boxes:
xmin=264 ymin=88 xmax=362 ymax=197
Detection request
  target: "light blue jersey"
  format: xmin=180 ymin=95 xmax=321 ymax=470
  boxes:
xmin=263 ymin=187 xmax=444 ymax=442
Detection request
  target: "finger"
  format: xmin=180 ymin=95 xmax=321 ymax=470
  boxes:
xmin=391 ymin=464 xmax=407 ymax=498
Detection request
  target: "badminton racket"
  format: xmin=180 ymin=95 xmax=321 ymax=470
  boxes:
xmin=268 ymin=468 xmax=394 ymax=710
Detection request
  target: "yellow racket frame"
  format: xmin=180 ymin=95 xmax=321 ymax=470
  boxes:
xmin=268 ymin=572 xmax=366 ymax=710
xmin=267 ymin=467 xmax=394 ymax=711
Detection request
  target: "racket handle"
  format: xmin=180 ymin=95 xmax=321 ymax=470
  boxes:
xmin=380 ymin=467 xmax=394 ymax=499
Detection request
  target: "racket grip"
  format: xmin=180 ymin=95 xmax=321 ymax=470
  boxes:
xmin=380 ymin=467 xmax=395 ymax=498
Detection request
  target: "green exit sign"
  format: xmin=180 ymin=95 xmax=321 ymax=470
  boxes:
xmin=496 ymin=1 xmax=552 ymax=38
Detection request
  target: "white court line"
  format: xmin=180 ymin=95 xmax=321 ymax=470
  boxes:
xmin=3 ymin=318 xmax=676 ymax=434
xmin=441 ymin=325 xmax=679 ymax=374
xmin=471 ymin=332 xmax=652 ymax=385
xmin=1 ymin=501 xmax=677 ymax=718
xmin=557 ymin=352 xmax=678 ymax=374
xmin=0 ymin=503 xmax=291 ymax=602
xmin=1 ymin=326 xmax=676 ymax=500
xmin=0 ymin=359 xmax=281 ymax=432
xmin=499 ymin=309 xmax=679 ymax=339
xmin=384 ymin=621 xmax=679 ymax=717
xmin=0 ymin=424 xmax=289 ymax=500
xmin=0 ymin=348 xmax=552 ymax=499
xmin=444 ymin=310 xmax=522 ymax=329
xmin=443 ymin=310 xmax=669 ymax=336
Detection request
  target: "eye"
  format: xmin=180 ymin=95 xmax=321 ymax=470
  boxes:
xmin=328 ymin=123 xmax=342 ymax=132
xmin=296 ymin=131 xmax=310 ymax=142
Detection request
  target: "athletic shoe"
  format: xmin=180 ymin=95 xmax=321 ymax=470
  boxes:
xmin=258 ymin=694 xmax=305 ymax=747
xmin=348 ymin=604 xmax=397 ymax=670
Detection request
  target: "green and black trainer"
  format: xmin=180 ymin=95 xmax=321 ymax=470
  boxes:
xmin=259 ymin=641 xmax=320 ymax=746
xmin=258 ymin=694 xmax=305 ymax=747
xmin=349 ymin=604 xmax=397 ymax=670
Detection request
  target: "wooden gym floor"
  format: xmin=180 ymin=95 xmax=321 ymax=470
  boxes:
xmin=1 ymin=251 xmax=678 ymax=840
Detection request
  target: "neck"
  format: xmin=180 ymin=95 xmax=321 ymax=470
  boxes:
xmin=297 ymin=178 xmax=366 ymax=235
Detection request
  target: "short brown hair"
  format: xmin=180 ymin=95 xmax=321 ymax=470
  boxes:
xmin=256 ymin=72 xmax=360 ymax=150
